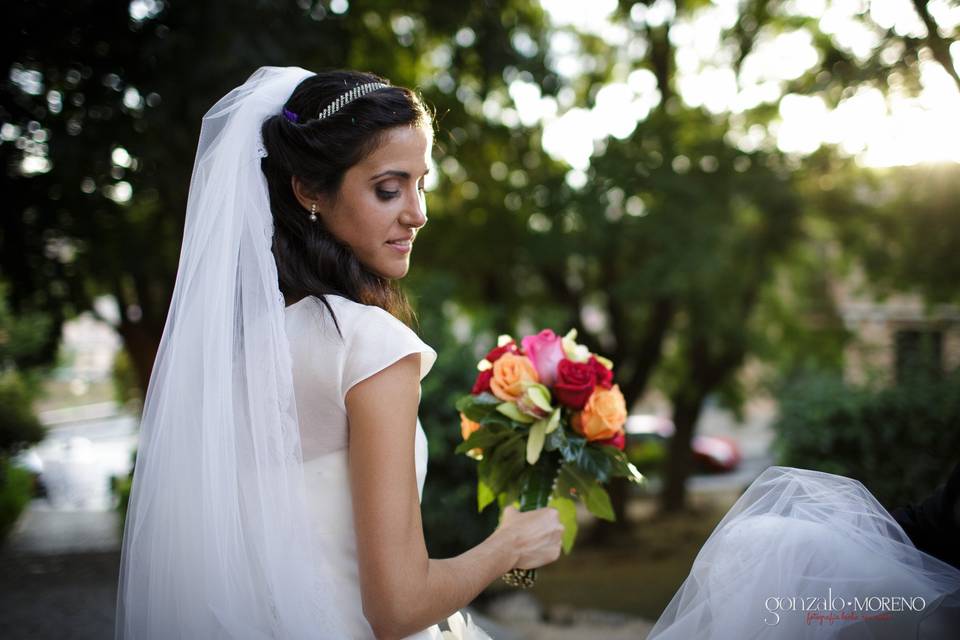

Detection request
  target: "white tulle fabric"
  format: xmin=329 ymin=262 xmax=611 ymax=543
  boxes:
xmin=648 ymin=466 xmax=960 ymax=639
xmin=115 ymin=66 xmax=350 ymax=638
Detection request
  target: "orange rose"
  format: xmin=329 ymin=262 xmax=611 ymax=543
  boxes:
xmin=460 ymin=412 xmax=484 ymax=459
xmin=572 ymin=384 xmax=627 ymax=442
xmin=460 ymin=413 xmax=482 ymax=441
xmin=490 ymin=353 xmax=540 ymax=402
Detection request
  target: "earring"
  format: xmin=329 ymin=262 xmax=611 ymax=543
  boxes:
xmin=309 ymin=202 xmax=318 ymax=222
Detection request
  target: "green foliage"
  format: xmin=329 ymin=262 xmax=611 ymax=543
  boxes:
xmin=0 ymin=373 xmax=45 ymax=458
xmin=112 ymin=349 xmax=142 ymax=410
xmin=548 ymin=494 xmax=578 ymax=554
xmin=773 ymin=369 xmax=960 ymax=508
xmin=0 ymin=461 xmax=34 ymax=544
xmin=111 ymin=470 xmax=134 ymax=533
xmin=813 ymin=163 xmax=960 ymax=305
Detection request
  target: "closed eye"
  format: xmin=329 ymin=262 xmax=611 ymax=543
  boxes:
xmin=376 ymin=181 xmax=427 ymax=201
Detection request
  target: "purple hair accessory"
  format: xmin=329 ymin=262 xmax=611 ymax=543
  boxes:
xmin=282 ymin=108 xmax=299 ymax=123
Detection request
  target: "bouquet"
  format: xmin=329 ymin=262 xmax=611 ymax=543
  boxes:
xmin=455 ymin=329 xmax=644 ymax=587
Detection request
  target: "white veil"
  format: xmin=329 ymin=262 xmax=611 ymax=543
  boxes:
xmin=648 ymin=466 xmax=960 ymax=639
xmin=115 ymin=66 xmax=348 ymax=638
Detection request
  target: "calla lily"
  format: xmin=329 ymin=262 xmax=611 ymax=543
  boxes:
xmin=594 ymin=354 xmax=614 ymax=370
xmin=562 ymin=329 xmax=591 ymax=363
xmin=497 ymin=401 xmax=535 ymax=424
xmin=526 ymin=418 xmax=548 ymax=465
xmin=516 ymin=383 xmax=553 ymax=418
xmin=544 ymin=407 xmax=562 ymax=434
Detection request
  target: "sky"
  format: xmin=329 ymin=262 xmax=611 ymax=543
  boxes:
xmin=529 ymin=0 xmax=960 ymax=173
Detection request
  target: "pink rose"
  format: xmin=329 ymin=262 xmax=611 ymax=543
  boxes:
xmin=520 ymin=330 xmax=566 ymax=387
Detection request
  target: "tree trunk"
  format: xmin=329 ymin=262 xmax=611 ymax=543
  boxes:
xmin=661 ymin=384 xmax=708 ymax=512
xmin=118 ymin=321 xmax=162 ymax=396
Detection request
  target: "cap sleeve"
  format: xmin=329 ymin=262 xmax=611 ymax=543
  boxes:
xmin=341 ymin=305 xmax=437 ymax=403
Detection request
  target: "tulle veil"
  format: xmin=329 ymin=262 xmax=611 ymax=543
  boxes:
xmin=115 ymin=66 xmax=349 ymax=638
xmin=648 ymin=466 xmax=960 ymax=639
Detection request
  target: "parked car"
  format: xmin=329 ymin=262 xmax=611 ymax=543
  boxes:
xmin=625 ymin=414 xmax=741 ymax=474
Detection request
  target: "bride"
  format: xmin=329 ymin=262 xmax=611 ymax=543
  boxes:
xmin=114 ymin=66 xmax=563 ymax=639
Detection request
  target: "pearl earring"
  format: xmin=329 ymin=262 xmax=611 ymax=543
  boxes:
xmin=309 ymin=202 xmax=318 ymax=222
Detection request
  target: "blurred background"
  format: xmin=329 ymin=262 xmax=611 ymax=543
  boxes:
xmin=1 ymin=0 xmax=958 ymax=638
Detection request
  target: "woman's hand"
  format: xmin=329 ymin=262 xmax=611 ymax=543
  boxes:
xmin=496 ymin=505 xmax=564 ymax=570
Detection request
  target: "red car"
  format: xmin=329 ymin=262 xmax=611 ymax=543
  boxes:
xmin=625 ymin=415 xmax=742 ymax=473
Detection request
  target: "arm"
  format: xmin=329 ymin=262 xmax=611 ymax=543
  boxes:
xmin=346 ymin=353 xmax=517 ymax=639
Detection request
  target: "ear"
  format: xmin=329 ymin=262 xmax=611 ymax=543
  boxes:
xmin=291 ymin=176 xmax=320 ymax=212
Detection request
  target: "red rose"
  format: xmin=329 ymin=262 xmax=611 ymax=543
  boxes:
xmin=554 ymin=359 xmax=595 ymax=409
xmin=597 ymin=431 xmax=625 ymax=450
xmin=589 ymin=356 xmax=613 ymax=389
xmin=485 ymin=341 xmax=518 ymax=364
xmin=471 ymin=369 xmax=493 ymax=395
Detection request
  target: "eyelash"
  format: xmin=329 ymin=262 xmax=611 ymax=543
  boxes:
xmin=376 ymin=183 xmax=426 ymax=201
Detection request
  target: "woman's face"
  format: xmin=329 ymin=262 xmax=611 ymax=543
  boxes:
xmin=296 ymin=125 xmax=431 ymax=280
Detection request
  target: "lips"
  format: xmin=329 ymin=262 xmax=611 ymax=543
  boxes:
xmin=386 ymin=235 xmax=414 ymax=249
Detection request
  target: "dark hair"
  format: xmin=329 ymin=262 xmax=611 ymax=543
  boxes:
xmin=260 ymin=69 xmax=433 ymax=331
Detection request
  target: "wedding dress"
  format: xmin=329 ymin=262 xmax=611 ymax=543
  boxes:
xmin=648 ymin=466 xmax=960 ymax=639
xmin=285 ymin=293 xmax=442 ymax=639
xmin=116 ymin=66 xmax=490 ymax=639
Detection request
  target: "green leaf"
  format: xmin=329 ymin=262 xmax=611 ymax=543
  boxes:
xmin=556 ymin=463 xmax=615 ymax=521
xmin=574 ymin=444 xmax=614 ymax=483
xmin=544 ymin=425 xmax=568 ymax=452
xmin=559 ymin=433 xmax=587 ymax=462
xmin=456 ymin=392 xmax=502 ymax=423
xmin=497 ymin=485 xmax=520 ymax=512
xmin=548 ymin=495 xmax=578 ymax=554
xmin=477 ymin=479 xmax=495 ymax=512
xmin=526 ymin=418 xmax=548 ymax=464
xmin=607 ymin=447 xmax=645 ymax=484
xmin=583 ymin=484 xmax=615 ymax=521
xmin=558 ymin=434 xmax=614 ymax=482
xmin=497 ymin=402 xmax=536 ymax=424
xmin=478 ymin=412 xmax=516 ymax=430
xmin=519 ymin=456 xmax=558 ymax=511
xmin=454 ymin=423 xmax=511 ymax=454
xmin=479 ymin=433 xmax=526 ymax=496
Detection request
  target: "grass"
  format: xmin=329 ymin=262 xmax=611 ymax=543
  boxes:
xmin=483 ymin=491 xmax=737 ymax=622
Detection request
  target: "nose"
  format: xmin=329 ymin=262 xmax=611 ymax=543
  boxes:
xmin=401 ymin=188 xmax=428 ymax=229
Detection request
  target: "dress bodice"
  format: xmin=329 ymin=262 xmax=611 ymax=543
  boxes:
xmin=285 ymin=295 xmax=440 ymax=639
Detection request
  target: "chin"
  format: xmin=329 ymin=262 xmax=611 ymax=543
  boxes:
xmin=374 ymin=261 xmax=410 ymax=280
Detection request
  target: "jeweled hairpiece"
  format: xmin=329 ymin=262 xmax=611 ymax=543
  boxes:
xmin=317 ymin=82 xmax=389 ymax=120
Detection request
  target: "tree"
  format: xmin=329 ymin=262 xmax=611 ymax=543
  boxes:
xmin=0 ymin=0 xmax=556 ymax=390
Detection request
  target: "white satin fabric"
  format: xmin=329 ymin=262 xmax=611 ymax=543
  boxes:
xmin=285 ymin=294 xmax=442 ymax=639
xmin=649 ymin=466 xmax=960 ymax=639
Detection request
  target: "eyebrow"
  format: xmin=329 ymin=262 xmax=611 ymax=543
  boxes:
xmin=369 ymin=168 xmax=430 ymax=181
